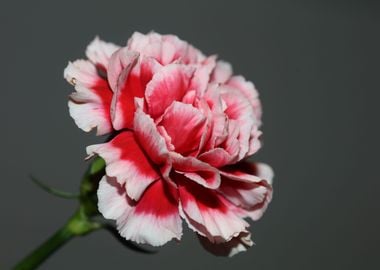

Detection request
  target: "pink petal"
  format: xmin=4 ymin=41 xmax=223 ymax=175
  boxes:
xmin=181 ymin=90 xmax=197 ymax=104
xmin=195 ymin=99 xmax=214 ymax=155
xmin=220 ymin=86 xmax=256 ymax=160
xmin=198 ymin=231 xmax=253 ymax=257
xmin=127 ymin=32 xmax=177 ymax=65
xmin=85 ymin=36 xmax=120 ymax=70
xmin=211 ymin=60 xmax=233 ymax=83
xmin=219 ymin=162 xmax=273 ymax=221
xmin=107 ymin=47 xmax=139 ymax=93
xmin=219 ymin=181 xmax=268 ymax=210
xmin=189 ymin=56 xmax=216 ymax=97
xmin=159 ymin=101 xmax=207 ymax=155
xmin=247 ymin=126 xmax=262 ymax=156
xmin=181 ymin=43 xmax=206 ymax=64
xmin=87 ymin=131 xmax=160 ymax=201
xmin=68 ymin=94 xmax=111 ymax=135
xmin=219 ymin=119 xmax=240 ymax=158
xmin=198 ymin=148 xmax=236 ymax=168
xmin=246 ymin=187 xmax=273 ymax=220
xmin=64 ymin=60 xmax=113 ymax=135
xmin=133 ymin=107 xmax=169 ymax=165
xmin=111 ymin=56 xmax=160 ymax=130
xmin=220 ymin=161 xmax=266 ymax=183
xmin=127 ymin=32 xmax=205 ymax=65
xmin=220 ymin=161 xmax=273 ymax=184
xmin=98 ymin=176 xmax=129 ymax=220
xmin=157 ymin=125 xmax=175 ymax=152
xmin=171 ymin=152 xmax=220 ymax=189
xmin=127 ymin=32 xmax=151 ymax=50
xmin=64 ymin=60 xmax=99 ymax=87
xmin=145 ymin=64 xmax=194 ymax=119
xmin=117 ymin=179 xmax=182 ymax=246
xmin=203 ymin=85 xmax=229 ymax=150
xmin=177 ymin=176 xmax=248 ymax=243
xmin=226 ymin=76 xmax=262 ymax=125
xmin=162 ymin=34 xmax=205 ymax=64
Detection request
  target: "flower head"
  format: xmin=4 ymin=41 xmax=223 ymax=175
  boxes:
xmin=64 ymin=32 xmax=273 ymax=256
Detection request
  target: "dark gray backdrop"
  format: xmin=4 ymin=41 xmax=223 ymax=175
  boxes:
xmin=1 ymin=0 xmax=379 ymax=269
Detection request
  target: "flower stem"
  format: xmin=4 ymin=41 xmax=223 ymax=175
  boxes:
xmin=14 ymin=157 xmax=106 ymax=270
xmin=13 ymin=208 xmax=101 ymax=270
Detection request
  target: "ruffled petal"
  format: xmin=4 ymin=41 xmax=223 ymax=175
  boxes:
xmin=116 ymin=179 xmax=182 ymax=246
xmin=68 ymin=91 xmax=112 ymax=136
xmin=219 ymin=161 xmax=273 ymax=183
xmin=162 ymin=34 xmax=205 ymax=64
xmin=111 ymin=55 xmax=160 ymax=129
xmin=198 ymin=148 xmax=236 ymax=168
xmin=220 ymin=85 xmax=256 ymax=160
xmin=86 ymin=36 xmax=120 ymax=70
xmin=171 ymin=152 xmax=220 ymax=189
xmin=198 ymin=231 xmax=253 ymax=257
xmin=98 ymin=177 xmax=182 ymax=246
xmin=87 ymin=131 xmax=160 ymax=201
xmin=127 ymin=32 xmax=205 ymax=65
xmin=98 ymin=176 xmax=129 ymax=220
xmin=133 ymin=106 xmax=169 ymax=165
xmin=189 ymin=56 xmax=216 ymax=97
xmin=226 ymin=76 xmax=262 ymax=125
xmin=177 ymin=177 xmax=248 ymax=243
xmin=219 ymin=162 xmax=273 ymax=221
xmin=159 ymin=101 xmax=207 ymax=155
xmin=145 ymin=64 xmax=194 ymax=119
xmin=107 ymin=47 xmax=139 ymax=93
xmin=203 ymin=84 xmax=229 ymax=150
xmin=211 ymin=60 xmax=232 ymax=83
xmin=64 ymin=59 xmax=99 ymax=87
xmin=219 ymin=119 xmax=240 ymax=158
xmin=247 ymin=126 xmax=262 ymax=156
xmin=127 ymin=32 xmax=178 ymax=65
xmin=64 ymin=60 xmax=113 ymax=135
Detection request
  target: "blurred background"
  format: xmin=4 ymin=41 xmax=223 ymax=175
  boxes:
xmin=1 ymin=0 xmax=379 ymax=269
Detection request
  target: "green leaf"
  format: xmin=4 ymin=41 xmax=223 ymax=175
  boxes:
xmin=30 ymin=176 xmax=79 ymax=199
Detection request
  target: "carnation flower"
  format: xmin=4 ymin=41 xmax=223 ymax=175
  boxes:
xmin=64 ymin=31 xmax=273 ymax=256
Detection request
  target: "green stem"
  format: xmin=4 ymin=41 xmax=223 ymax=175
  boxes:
xmin=13 ymin=209 xmax=101 ymax=270
xmin=14 ymin=157 xmax=106 ymax=270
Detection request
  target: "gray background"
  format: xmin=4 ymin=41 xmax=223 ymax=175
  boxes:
xmin=1 ymin=0 xmax=379 ymax=269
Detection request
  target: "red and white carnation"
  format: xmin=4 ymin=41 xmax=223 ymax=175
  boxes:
xmin=64 ymin=31 xmax=273 ymax=256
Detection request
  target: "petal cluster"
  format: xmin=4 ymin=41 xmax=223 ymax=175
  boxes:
xmin=64 ymin=32 xmax=273 ymax=256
